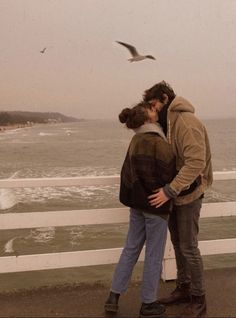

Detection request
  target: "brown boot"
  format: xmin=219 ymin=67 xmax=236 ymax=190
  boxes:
xmin=180 ymin=295 xmax=207 ymax=317
xmin=158 ymin=283 xmax=191 ymax=305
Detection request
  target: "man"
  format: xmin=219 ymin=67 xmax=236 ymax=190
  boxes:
xmin=143 ymin=81 xmax=213 ymax=318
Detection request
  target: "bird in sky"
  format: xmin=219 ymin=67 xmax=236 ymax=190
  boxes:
xmin=40 ymin=47 xmax=47 ymax=54
xmin=116 ymin=41 xmax=156 ymax=62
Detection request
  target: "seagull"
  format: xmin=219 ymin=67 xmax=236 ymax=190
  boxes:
xmin=116 ymin=41 xmax=156 ymax=62
xmin=40 ymin=47 xmax=47 ymax=54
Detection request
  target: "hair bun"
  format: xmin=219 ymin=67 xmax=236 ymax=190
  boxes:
xmin=119 ymin=108 xmax=131 ymax=124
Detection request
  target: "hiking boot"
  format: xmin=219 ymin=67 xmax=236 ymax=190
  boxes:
xmin=139 ymin=301 xmax=166 ymax=318
xmin=180 ymin=295 xmax=207 ymax=317
xmin=104 ymin=291 xmax=120 ymax=313
xmin=158 ymin=283 xmax=191 ymax=305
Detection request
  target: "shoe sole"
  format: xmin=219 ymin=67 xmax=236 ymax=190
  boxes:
xmin=160 ymin=297 xmax=191 ymax=305
xmin=139 ymin=313 xmax=166 ymax=318
xmin=104 ymin=304 xmax=118 ymax=313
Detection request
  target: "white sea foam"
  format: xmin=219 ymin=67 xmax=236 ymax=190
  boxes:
xmin=9 ymin=171 xmax=19 ymax=179
xmin=4 ymin=129 xmax=21 ymax=134
xmin=0 ymin=172 xmax=19 ymax=210
xmin=0 ymin=189 xmax=17 ymax=210
xmin=38 ymin=132 xmax=57 ymax=136
xmin=14 ymin=184 xmax=117 ymax=205
xmin=11 ymin=166 xmax=118 ymax=179
xmin=4 ymin=237 xmax=18 ymax=253
xmin=207 ymin=189 xmax=235 ymax=202
xmin=69 ymin=227 xmax=84 ymax=246
xmin=65 ymin=130 xmax=75 ymax=135
xmin=28 ymin=227 xmax=56 ymax=243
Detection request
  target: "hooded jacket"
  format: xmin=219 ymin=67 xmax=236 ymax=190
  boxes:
xmin=163 ymin=96 xmax=213 ymax=205
xmin=119 ymin=123 xmax=176 ymax=218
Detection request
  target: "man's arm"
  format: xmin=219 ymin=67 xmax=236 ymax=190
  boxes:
xmin=149 ymin=123 xmax=206 ymax=207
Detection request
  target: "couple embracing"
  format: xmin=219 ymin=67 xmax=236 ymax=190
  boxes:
xmin=105 ymin=81 xmax=213 ymax=318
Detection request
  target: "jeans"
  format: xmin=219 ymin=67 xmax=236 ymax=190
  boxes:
xmin=169 ymin=198 xmax=205 ymax=296
xmin=111 ymin=208 xmax=168 ymax=303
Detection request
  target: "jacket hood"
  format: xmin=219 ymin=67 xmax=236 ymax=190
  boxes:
xmin=169 ymin=96 xmax=195 ymax=113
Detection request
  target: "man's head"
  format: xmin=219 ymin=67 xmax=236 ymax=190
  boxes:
xmin=143 ymin=81 xmax=176 ymax=112
xmin=143 ymin=81 xmax=176 ymax=135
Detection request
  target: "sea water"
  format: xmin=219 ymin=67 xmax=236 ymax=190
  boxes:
xmin=0 ymin=119 xmax=235 ymax=258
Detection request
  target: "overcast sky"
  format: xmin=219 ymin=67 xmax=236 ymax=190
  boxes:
xmin=0 ymin=0 xmax=236 ymax=119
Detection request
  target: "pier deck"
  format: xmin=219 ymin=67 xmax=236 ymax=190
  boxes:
xmin=0 ymin=267 xmax=235 ymax=317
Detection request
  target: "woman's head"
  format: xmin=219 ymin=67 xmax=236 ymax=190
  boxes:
xmin=119 ymin=102 xmax=157 ymax=129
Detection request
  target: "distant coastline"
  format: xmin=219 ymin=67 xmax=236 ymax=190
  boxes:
xmin=0 ymin=111 xmax=83 ymax=132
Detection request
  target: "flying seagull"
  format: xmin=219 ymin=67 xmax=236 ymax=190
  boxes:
xmin=40 ymin=47 xmax=47 ymax=54
xmin=116 ymin=41 xmax=156 ymax=62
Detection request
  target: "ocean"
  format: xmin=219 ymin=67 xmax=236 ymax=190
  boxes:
xmin=0 ymin=119 xmax=235 ymax=261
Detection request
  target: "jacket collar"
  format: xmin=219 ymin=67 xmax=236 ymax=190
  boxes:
xmin=134 ymin=123 xmax=167 ymax=141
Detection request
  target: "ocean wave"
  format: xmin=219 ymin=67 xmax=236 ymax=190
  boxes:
xmin=65 ymin=130 xmax=76 ymax=135
xmin=11 ymin=166 xmax=119 ymax=178
xmin=4 ymin=237 xmax=19 ymax=253
xmin=4 ymin=128 xmax=22 ymax=134
xmin=0 ymin=171 xmax=20 ymax=210
xmin=69 ymin=227 xmax=84 ymax=246
xmin=38 ymin=132 xmax=57 ymax=136
xmin=206 ymin=188 xmax=236 ymax=202
xmin=0 ymin=189 xmax=18 ymax=210
xmin=13 ymin=184 xmax=119 ymax=205
xmin=3 ymin=228 xmax=56 ymax=255
xmin=1 ymin=177 xmax=235 ymax=212
xmin=27 ymin=227 xmax=56 ymax=243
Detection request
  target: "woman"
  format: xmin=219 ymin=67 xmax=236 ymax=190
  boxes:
xmin=104 ymin=101 xmax=176 ymax=318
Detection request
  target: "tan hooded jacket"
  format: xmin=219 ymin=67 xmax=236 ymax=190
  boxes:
xmin=166 ymin=96 xmax=213 ymax=205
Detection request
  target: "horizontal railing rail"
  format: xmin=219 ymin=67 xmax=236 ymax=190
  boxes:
xmin=0 ymin=171 xmax=236 ymax=188
xmin=0 ymin=171 xmax=236 ymax=280
xmin=1 ymin=202 xmax=236 ymax=230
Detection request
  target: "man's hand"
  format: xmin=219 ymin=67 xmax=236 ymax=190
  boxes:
xmin=148 ymin=188 xmax=170 ymax=208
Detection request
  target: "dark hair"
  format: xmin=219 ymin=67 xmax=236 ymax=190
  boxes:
xmin=143 ymin=80 xmax=176 ymax=103
xmin=119 ymin=102 xmax=150 ymax=129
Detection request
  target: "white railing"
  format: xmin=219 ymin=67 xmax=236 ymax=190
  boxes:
xmin=0 ymin=171 xmax=236 ymax=280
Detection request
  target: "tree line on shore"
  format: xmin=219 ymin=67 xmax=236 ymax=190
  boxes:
xmin=0 ymin=111 xmax=81 ymax=126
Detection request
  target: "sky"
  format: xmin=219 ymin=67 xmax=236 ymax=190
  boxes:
xmin=0 ymin=0 xmax=236 ymax=119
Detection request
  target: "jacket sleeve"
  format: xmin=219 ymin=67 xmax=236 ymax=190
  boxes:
xmin=168 ymin=123 xmax=206 ymax=196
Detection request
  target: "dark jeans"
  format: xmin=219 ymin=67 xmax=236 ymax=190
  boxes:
xmin=169 ymin=198 xmax=205 ymax=296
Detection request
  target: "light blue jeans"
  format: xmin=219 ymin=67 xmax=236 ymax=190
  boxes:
xmin=111 ymin=208 xmax=168 ymax=303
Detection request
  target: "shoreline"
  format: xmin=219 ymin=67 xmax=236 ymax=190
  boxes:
xmin=0 ymin=123 xmax=33 ymax=132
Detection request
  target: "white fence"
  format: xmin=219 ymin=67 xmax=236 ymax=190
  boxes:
xmin=0 ymin=171 xmax=236 ymax=280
